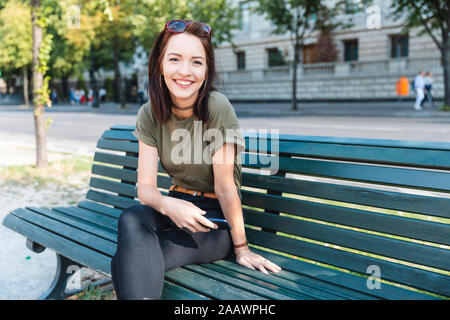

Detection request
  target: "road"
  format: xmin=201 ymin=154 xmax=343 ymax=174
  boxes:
xmin=0 ymin=109 xmax=449 ymax=152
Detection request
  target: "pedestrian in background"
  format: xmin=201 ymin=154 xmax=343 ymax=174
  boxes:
xmin=422 ymin=71 xmax=434 ymax=109
xmin=413 ymin=70 xmax=425 ymax=110
xmin=80 ymin=88 xmax=86 ymax=104
xmin=69 ymin=87 xmax=76 ymax=105
xmin=88 ymin=88 xmax=94 ymax=106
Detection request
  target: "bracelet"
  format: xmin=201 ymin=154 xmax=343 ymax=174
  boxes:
xmin=234 ymin=240 xmax=248 ymax=249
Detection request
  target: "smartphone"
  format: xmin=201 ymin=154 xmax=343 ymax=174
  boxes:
xmin=207 ymin=218 xmax=231 ymax=231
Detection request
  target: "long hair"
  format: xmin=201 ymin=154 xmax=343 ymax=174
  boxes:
xmin=147 ymin=21 xmax=217 ymax=124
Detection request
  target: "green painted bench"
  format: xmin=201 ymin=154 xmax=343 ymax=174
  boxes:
xmin=3 ymin=124 xmax=450 ymax=300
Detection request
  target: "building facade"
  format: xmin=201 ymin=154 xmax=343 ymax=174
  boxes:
xmin=215 ymin=0 xmax=444 ymax=101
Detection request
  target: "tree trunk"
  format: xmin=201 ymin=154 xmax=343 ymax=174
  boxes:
xmin=23 ymin=67 xmax=29 ymax=107
xmin=112 ymin=39 xmax=125 ymax=108
xmin=61 ymin=74 xmax=69 ymax=101
xmin=31 ymin=0 xmax=47 ymax=169
xmin=89 ymin=46 xmax=99 ymax=108
xmin=291 ymin=31 xmax=300 ymax=111
xmin=443 ymin=38 xmax=450 ymax=107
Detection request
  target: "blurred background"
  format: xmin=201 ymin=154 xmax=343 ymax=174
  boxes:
xmin=0 ymin=0 xmax=449 ymax=109
xmin=0 ymin=0 xmax=449 ymax=300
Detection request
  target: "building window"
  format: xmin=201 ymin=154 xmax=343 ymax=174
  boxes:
xmin=344 ymin=0 xmax=367 ymax=14
xmin=267 ymin=48 xmax=286 ymax=67
xmin=238 ymin=1 xmax=250 ymax=32
xmin=236 ymin=51 xmax=246 ymax=70
xmin=343 ymin=39 xmax=358 ymax=61
xmin=390 ymin=34 xmax=409 ymax=58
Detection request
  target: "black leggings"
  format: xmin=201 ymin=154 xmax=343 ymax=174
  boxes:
xmin=110 ymin=191 xmax=233 ymax=300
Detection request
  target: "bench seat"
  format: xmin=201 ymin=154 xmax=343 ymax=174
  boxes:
xmin=4 ymin=204 xmax=437 ymax=300
xmin=3 ymin=124 xmax=449 ymax=300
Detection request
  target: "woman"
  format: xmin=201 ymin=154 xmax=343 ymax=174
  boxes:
xmin=111 ymin=20 xmax=281 ymax=300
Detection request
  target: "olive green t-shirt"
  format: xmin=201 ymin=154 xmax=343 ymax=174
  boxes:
xmin=132 ymin=90 xmax=246 ymax=193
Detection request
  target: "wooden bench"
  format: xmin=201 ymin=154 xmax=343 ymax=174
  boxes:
xmin=3 ymin=124 xmax=450 ymax=300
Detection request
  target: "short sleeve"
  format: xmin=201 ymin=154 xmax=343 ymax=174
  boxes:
xmin=206 ymin=93 xmax=246 ymax=158
xmin=132 ymin=102 xmax=158 ymax=147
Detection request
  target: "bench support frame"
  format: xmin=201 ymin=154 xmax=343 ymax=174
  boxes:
xmin=26 ymin=239 xmax=83 ymax=300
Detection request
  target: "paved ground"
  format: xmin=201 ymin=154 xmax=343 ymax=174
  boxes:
xmin=0 ymin=100 xmax=449 ymax=299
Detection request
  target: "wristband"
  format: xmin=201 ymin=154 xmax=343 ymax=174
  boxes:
xmin=234 ymin=240 xmax=248 ymax=249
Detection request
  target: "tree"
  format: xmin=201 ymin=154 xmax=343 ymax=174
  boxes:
xmin=0 ymin=0 xmax=32 ymax=105
xmin=31 ymin=0 xmax=54 ymax=169
xmin=390 ymin=0 xmax=450 ymax=107
xmin=46 ymin=0 xmax=100 ymax=101
xmin=253 ymin=0 xmax=346 ymax=110
xmin=312 ymin=31 xmax=338 ymax=63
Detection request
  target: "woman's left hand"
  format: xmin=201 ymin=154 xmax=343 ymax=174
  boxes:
xmin=235 ymin=247 xmax=282 ymax=274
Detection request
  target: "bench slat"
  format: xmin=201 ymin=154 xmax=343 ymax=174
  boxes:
xmin=86 ymin=189 xmax=139 ymax=210
xmin=52 ymin=206 xmax=118 ymax=233
xmin=183 ymin=264 xmax=304 ymax=300
xmin=77 ymin=200 xmax=122 ymax=219
xmin=165 ymin=267 xmax=265 ymax=300
xmin=96 ymin=139 xmax=138 ymax=153
xmin=244 ymin=210 xmax=450 ymax=271
xmin=242 ymin=192 xmax=450 ymax=245
xmin=26 ymin=206 xmax=117 ymax=242
xmin=197 ymin=263 xmax=347 ymax=300
xmin=245 ymin=228 xmax=449 ymax=298
xmin=89 ymin=177 xmax=137 ymax=198
xmin=243 ymin=154 xmax=450 ymax=192
xmin=91 ymin=164 xmax=137 ymax=183
xmin=242 ymin=173 xmax=450 ymax=219
xmin=94 ymin=152 xmax=138 ymax=169
xmin=209 ymin=259 xmax=376 ymax=300
xmin=243 ymin=133 xmax=450 ymax=151
xmin=246 ymin=248 xmax=436 ymax=300
xmin=2 ymin=214 xmax=111 ymax=274
xmin=248 ymin=248 xmax=433 ymax=300
xmin=162 ymin=281 xmax=209 ymax=300
xmin=101 ymin=130 xmax=135 ymax=141
xmin=244 ymin=138 xmax=450 ymax=169
xmin=9 ymin=208 xmax=116 ymax=256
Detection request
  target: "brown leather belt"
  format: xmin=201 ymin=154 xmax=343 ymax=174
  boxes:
xmin=169 ymin=185 xmax=218 ymax=199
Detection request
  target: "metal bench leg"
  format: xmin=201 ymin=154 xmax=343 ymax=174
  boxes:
xmin=38 ymin=253 xmax=83 ymax=300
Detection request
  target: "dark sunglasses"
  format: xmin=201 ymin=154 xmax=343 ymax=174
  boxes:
xmin=164 ymin=20 xmax=212 ymax=37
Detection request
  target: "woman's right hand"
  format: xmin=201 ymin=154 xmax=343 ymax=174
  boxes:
xmin=161 ymin=196 xmax=218 ymax=233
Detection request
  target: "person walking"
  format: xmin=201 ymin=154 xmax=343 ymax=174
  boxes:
xmin=413 ymin=70 xmax=425 ymax=110
xmin=422 ymin=71 xmax=434 ymax=109
xmin=69 ymin=87 xmax=76 ymax=105
xmin=110 ymin=20 xmax=282 ymax=300
xmin=87 ymin=88 xmax=94 ymax=106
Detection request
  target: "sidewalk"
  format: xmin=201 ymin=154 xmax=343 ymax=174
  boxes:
xmin=1 ymin=100 xmax=449 ymax=117
xmin=0 ymin=133 xmax=108 ymax=299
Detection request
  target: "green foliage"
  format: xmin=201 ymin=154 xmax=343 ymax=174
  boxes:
xmin=389 ymin=0 xmax=448 ymax=49
xmin=0 ymin=0 xmax=32 ymax=72
xmin=0 ymin=0 xmax=241 ymax=97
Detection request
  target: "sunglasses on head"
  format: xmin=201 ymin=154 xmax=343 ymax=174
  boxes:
xmin=164 ymin=20 xmax=212 ymax=37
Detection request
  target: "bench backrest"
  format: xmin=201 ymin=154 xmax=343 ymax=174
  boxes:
xmin=88 ymin=125 xmax=450 ymax=299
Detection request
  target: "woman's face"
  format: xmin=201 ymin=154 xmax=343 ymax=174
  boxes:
xmin=161 ymin=33 xmax=208 ymax=107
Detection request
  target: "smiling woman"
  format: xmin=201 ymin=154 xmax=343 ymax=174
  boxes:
xmin=110 ymin=20 xmax=281 ymax=300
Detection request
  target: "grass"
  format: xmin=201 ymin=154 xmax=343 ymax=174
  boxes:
xmin=440 ymin=104 xmax=450 ymax=111
xmin=66 ymin=285 xmax=116 ymax=300
xmin=0 ymin=152 xmax=94 ymax=190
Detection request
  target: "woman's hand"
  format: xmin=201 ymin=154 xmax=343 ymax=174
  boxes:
xmin=235 ymin=247 xmax=282 ymax=274
xmin=161 ymin=197 xmax=218 ymax=233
